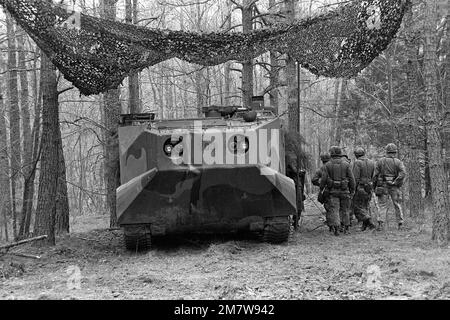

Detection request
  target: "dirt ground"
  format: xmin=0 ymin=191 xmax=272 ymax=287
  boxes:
xmin=1 ymin=201 xmax=449 ymax=300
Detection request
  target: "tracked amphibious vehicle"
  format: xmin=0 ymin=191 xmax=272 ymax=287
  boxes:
xmin=117 ymin=105 xmax=297 ymax=251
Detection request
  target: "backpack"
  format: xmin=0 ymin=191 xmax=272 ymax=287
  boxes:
xmin=357 ymin=158 xmax=374 ymax=194
xmin=326 ymin=160 xmax=349 ymax=192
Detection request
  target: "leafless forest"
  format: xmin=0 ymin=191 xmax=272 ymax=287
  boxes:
xmin=0 ymin=0 xmax=449 ymax=300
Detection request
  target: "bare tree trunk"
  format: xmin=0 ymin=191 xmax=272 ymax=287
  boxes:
xmin=55 ymin=138 xmax=69 ymax=234
xmin=102 ymin=91 xmax=120 ymax=228
xmin=180 ymin=14 xmax=188 ymax=115
xmin=241 ymin=0 xmax=254 ymax=108
xmin=269 ymin=51 xmax=280 ymax=113
xmin=77 ymin=135 xmax=83 ymax=217
xmin=404 ymin=6 xmax=423 ymax=219
xmin=33 ymin=53 xmax=59 ymax=245
xmin=6 ymin=13 xmax=21 ymax=240
xmin=192 ymin=2 xmax=206 ymax=116
xmin=268 ymin=0 xmax=280 ymax=113
xmin=423 ymin=133 xmax=432 ymax=198
xmin=443 ymin=10 xmax=450 ymax=181
xmin=165 ymin=71 xmax=174 ymax=118
xmin=100 ymin=0 xmax=121 ymax=228
xmin=224 ymin=62 xmax=232 ymax=104
xmin=423 ymin=0 xmax=450 ymax=244
xmin=285 ymin=0 xmax=298 ymax=132
xmin=125 ymin=0 xmax=140 ymax=113
xmin=222 ymin=3 xmax=232 ymax=105
xmin=23 ymin=48 xmax=42 ymax=236
xmin=17 ymin=29 xmax=33 ymax=238
xmin=330 ymin=79 xmax=345 ymax=144
xmin=195 ymin=70 xmax=205 ymax=116
xmin=0 ymin=94 xmax=11 ymax=241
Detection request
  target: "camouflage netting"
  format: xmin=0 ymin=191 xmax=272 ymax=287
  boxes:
xmin=0 ymin=0 xmax=409 ymax=96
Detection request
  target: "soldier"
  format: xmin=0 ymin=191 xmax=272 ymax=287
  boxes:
xmin=320 ymin=146 xmax=356 ymax=236
xmin=312 ymin=153 xmax=331 ymax=231
xmin=352 ymin=147 xmax=376 ymax=231
xmin=373 ymin=143 xmax=406 ymax=230
xmin=341 ymin=152 xmax=355 ymax=226
xmin=286 ymin=153 xmax=306 ymax=229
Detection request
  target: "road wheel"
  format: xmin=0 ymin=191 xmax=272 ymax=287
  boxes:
xmin=262 ymin=216 xmax=290 ymax=244
xmin=123 ymin=225 xmax=152 ymax=252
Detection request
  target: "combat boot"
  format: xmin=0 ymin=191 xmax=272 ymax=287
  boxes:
xmin=333 ymin=226 xmax=339 ymax=236
xmin=344 ymin=225 xmax=350 ymax=235
xmin=361 ymin=220 xmax=368 ymax=231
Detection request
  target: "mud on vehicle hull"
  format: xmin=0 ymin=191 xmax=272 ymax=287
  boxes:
xmin=117 ymin=165 xmax=296 ymax=250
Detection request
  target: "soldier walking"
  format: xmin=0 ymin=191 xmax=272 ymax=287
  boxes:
xmin=373 ymin=143 xmax=406 ymax=230
xmin=352 ymin=147 xmax=376 ymax=231
xmin=312 ymin=153 xmax=331 ymax=231
xmin=319 ymin=146 xmax=356 ymax=236
xmin=286 ymin=153 xmax=306 ymax=229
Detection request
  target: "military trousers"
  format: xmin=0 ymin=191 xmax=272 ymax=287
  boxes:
xmin=376 ymin=186 xmax=404 ymax=224
xmin=353 ymin=187 xmax=372 ymax=222
xmin=328 ymin=193 xmax=351 ymax=227
xmin=323 ymin=198 xmax=332 ymax=226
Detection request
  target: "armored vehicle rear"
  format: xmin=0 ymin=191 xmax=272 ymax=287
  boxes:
xmin=117 ymin=107 xmax=297 ymax=250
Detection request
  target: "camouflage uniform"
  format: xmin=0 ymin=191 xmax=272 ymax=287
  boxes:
xmin=286 ymin=154 xmax=305 ymax=227
xmin=342 ymin=153 xmax=355 ymax=224
xmin=312 ymin=154 xmax=331 ymax=229
xmin=373 ymin=144 xmax=406 ymax=229
xmin=311 ymin=167 xmax=324 ymax=187
xmin=352 ymin=148 xmax=376 ymax=230
xmin=320 ymin=147 xmax=356 ymax=235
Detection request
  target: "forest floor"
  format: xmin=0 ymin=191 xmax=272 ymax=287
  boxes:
xmin=1 ymin=200 xmax=449 ymax=300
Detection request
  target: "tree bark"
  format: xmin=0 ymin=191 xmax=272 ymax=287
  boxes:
xmin=17 ymin=29 xmax=34 ymax=238
xmin=404 ymin=5 xmax=423 ymax=219
xmin=223 ymin=4 xmax=232 ymax=105
xmin=23 ymin=48 xmax=43 ymax=236
xmin=443 ymin=8 xmax=450 ymax=181
xmin=285 ymin=0 xmax=298 ymax=132
xmin=33 ymin=53 xmax=59 ymax=245
xmin=190 ymin=3 xmax=206 ymax=116
xmin=55 ymin=137 xmax=69 ymax=234
xmin=423 ymin=0 xmax=450 ymax=244
xmin=330 ymin=79 xmax=346 ymax=145
xmin=6 ymin=13 xmax=21 ymax=240
xmin=268 ymin=0 xmax=280 ymax=113
xmin=100 ymin=0 xmax=121 ymax=228
xmin=125 ymin=0 xmax=140 ymax=113
xmin=423 ymin=133 xmax=432 ymax=198
xmin=195 ymin=70 xmax=205 ymax=116
xmin=269 ymin=51 xmax=280 ymax=113
xmin=0 ymin=93 xmax=11 ymax=242
xmin=241 ymin=0 xmax=254 ymax=108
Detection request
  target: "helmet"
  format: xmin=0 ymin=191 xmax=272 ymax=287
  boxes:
xmin=354 ymin=147 xmax=365 ymax=157
xmin=320 ymin=153 xmax=331 ymax=163
xmin=385 ymin=143 xmax=398 ymax=154
xmin=329 ymin=146 xmax=342 ymax=157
